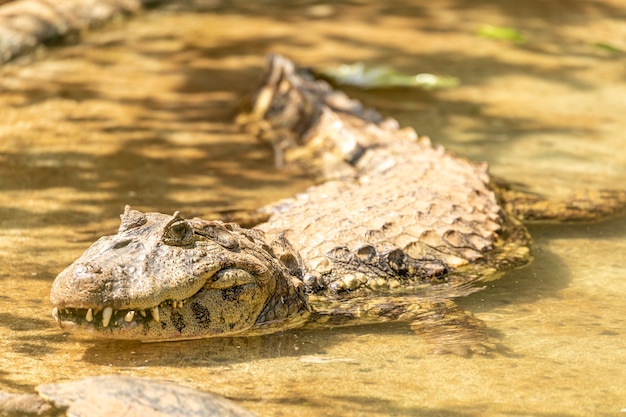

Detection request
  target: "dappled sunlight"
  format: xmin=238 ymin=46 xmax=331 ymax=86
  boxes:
xmin=0 ymin=1 xmax=625 ymax=416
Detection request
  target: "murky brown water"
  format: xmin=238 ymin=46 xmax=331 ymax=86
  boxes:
xmin=1 ymin=1 xmax=626 ymax=416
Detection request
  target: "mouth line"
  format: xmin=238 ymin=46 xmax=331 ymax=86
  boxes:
xmin=51 ymin=298 xmax=190 ymax=328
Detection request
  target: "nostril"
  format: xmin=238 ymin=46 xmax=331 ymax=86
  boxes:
xmin=112 ymin=239 xmax=132 ymax=250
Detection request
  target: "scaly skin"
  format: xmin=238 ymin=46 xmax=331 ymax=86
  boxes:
xmin=50 ymin=54 xmax=626 ymax=353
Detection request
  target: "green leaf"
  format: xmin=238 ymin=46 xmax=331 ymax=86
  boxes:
xmin=477 ymin=25 xmax=525 ymax=43
xmin=318 ymin=63 xmax=460 ymax=90
xmin=593 ymin=42 xmax=623 ymax=54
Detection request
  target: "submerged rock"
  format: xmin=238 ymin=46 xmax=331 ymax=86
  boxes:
xmin=0 ymin=375 xmax=256 ymax=417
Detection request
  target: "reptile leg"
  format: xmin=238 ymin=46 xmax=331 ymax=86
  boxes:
xmin=407 ymin=299 xmax=496 ymax=357
xmin=312 ymin=297 xmax=498 ymax=357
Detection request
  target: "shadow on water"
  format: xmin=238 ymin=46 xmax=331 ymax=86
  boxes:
xmin=461 ymin=215 xmax=626 ymax=309
xmin=322 ymin=396 xmax=576 ymax=417
xmin=0 ymin=136 xmax=293 ymax=222
xmin=80 ymin=327 xmax=350 ymax=368
xmin=259 ymin=394 xmax=581 ymax=417
xmin=0 ymin=53 xmax=309 ymax=229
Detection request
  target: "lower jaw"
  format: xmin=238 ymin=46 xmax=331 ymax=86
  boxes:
xmin=52 ymin=310 xmax=256 ymax=341
xmin=54 ymin=316 xmax=144 ymax=337
xmin=54 ymin=319 xmax=254 ymax=342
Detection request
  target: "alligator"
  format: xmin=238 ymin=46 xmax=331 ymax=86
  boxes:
xmin=50 ymin=54 xmax=626 ymax=354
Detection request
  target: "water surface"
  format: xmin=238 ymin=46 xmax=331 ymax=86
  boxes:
xmin=1 ymin=1 xmax=625 ymax=416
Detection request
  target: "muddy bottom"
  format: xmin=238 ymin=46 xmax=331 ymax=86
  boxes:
xmin=1 ymin=1 xmax=625 ymax=416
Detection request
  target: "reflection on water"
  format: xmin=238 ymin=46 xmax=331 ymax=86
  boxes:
xmin=1 ymin=1 xmax=625 ymax=416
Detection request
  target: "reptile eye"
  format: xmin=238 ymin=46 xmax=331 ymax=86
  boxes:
xmin=169 ymin=221 xmax=188 ymax=239
xmin=164 ymin=219 xmax=194 ymax=246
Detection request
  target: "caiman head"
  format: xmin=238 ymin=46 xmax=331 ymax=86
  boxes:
xmin=51 ymin=206 xmax=310 ymax=341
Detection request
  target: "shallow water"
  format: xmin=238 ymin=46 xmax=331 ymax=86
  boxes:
xmin=1 ymin=1 xmax=626 ymax=416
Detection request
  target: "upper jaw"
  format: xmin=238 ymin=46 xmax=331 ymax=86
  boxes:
xmin=50 ymin=254 xmax=221 ymax=330
xmin=50 ymin=263 xmax=209 ymax=310
xmin=50 ymin=234 xmax=223 ymax=312
xmin=50 ymin=265 xmax=201 ymax=328
xmin=50 ymin=255 xmax=223 ymax=328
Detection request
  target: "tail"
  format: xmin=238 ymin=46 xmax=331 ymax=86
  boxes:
xmin=496 ymin=185 xmax=626 ymax=223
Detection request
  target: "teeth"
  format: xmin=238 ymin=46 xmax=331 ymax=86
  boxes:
xmin=150 ymin=307 xmax=160 ymax=323
xmin=124 ymin=310 xmax=135 ymax=322
xmin=51 ymin=307 xmax=60 ymax=324
xmin=102 ymin=306 xmax=113 ymax=327
xmin=86 ymin=308 xmax=93 ymax=322
xmin=51 ymin=304 xmax=178 ymax=327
